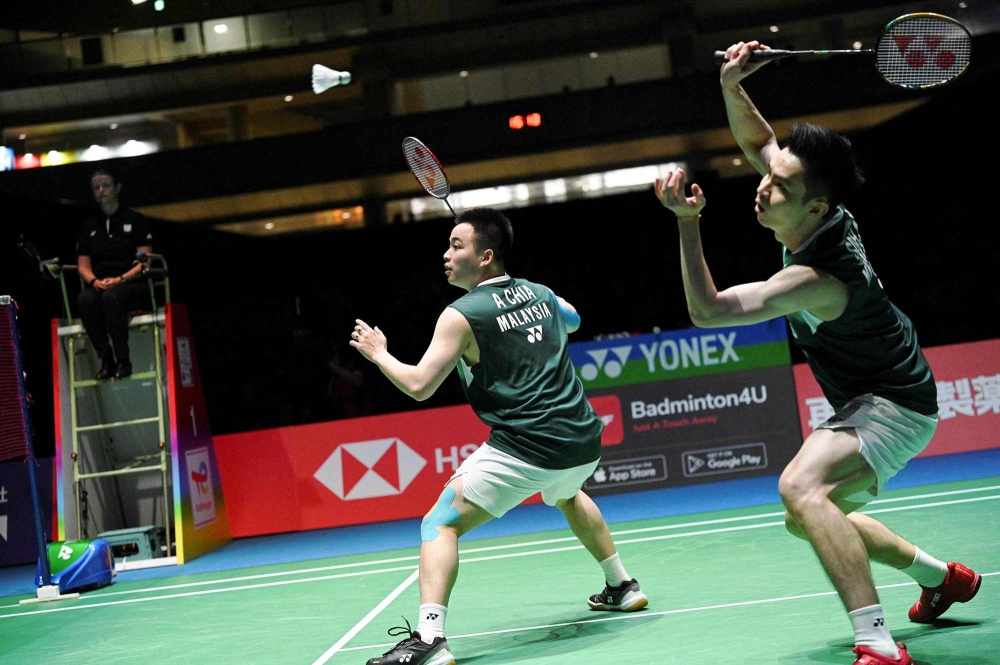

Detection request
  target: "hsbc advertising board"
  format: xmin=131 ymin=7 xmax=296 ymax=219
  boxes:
xmin=215 ymin=397 xmax=626 ymax=538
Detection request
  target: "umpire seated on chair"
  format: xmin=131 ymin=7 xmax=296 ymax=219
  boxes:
xmin=76 ymin=168 xmax=154 ymax=380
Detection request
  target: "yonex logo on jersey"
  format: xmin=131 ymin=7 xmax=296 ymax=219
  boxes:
xmin=526 ymin=325 xmax=543 ymax=343
xmin=426 ymin=613 xmax=439 ymax=620
xmin=873 ymin=617 xmax=884 ymax=627
xmin=579 ymin=346 xmax=632 ymax=381
xmin=314 ymin=438 xmax=427 ymax=501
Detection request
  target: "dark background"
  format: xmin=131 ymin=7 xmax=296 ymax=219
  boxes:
xmin=3 ymin=68 xmax=998 ymax=458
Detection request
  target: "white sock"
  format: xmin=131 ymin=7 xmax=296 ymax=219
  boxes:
xmin=849 ymin=605 xmax=899 ymax=659
xmin=903 ymin=547 xmax=948 ymax=587
xmin=417 ymin=603 xmax=448 ymax=643
xmin=599 ymin=552 xmax=631 ymax=587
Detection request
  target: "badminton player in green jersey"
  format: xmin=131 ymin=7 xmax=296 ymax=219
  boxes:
xmin=351 ymin=208 xmax=646 ymax=665
xmin=653 ymin=40 xmax=980 ymax=665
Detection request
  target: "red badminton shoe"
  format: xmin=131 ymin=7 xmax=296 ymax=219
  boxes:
xmin=852 ymin=643 xmax=912 ymax=665
xmin=908 ymin=562 xmax=982 ymax=623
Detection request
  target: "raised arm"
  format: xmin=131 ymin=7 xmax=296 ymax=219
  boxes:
xmin=350 ymin=308 xmax=472 ymax=401
xmin=654 ymin=169 xmax=848 ymax=328
xmin=720 ymin=41 xmax=779 ymax=176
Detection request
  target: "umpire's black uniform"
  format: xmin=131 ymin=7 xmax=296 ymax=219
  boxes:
xmin=76 ymin=208 xmax=153 ymax=371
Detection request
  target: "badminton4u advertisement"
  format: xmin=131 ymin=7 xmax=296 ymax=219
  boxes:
xmin=570 ymin=319 xmax=803 ymax=494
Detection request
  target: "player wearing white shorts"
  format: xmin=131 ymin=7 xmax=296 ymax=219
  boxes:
xmin=652 ymin=40 xmax=981 ymax=665
xmin=351 ymin=208 xmax=647 ymax=665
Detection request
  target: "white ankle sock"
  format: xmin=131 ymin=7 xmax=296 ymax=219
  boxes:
xmin=417 ymin=603 xmax=448 ymax=643
xmin=903 ymin=547 xmax=948 ymax=587
xmin=599 ymin=552 xmax=631 ymax=587
xmin=848 ymin=604 xmax=899 ymax=659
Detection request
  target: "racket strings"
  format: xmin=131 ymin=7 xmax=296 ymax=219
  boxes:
xmin=876 ymin=16 xmax=970 ymax=88
xmin=403 ymin=139 xmax=451 ymax=199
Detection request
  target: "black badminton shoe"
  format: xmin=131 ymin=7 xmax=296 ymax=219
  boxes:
xmin=587 ymin=578 xmax=648 ymax=612
xmin=366 ymin=619 xmax=456 ymax=665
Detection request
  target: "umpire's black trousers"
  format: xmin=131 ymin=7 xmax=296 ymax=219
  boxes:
xmin=77 ymin=282 xmax=151 ymax=363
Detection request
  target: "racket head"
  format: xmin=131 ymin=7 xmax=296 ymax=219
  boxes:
xmin=875 ymin=13 xmax=971 ymax=89
xmin=402 ymin=137 xmax=451 ymax=199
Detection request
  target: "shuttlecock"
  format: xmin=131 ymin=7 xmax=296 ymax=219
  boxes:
xmin=312 ymin=64 xmax=352 ymax=94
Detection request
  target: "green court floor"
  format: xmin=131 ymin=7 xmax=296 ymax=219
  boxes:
xmin=1 ymin=477 xmax=997 ymax=665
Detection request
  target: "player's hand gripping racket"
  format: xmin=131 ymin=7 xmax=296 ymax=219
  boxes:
xmin=715 ymin=13 xmax=971 ymax=89
xmin=402 ymin=136 xmax=456 ymax=217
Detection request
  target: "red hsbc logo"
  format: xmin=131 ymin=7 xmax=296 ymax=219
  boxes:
xmin=589 ymin=395 xmax=624 ymax=446
xmin=314 ymin=438 xmax=427 ymax=500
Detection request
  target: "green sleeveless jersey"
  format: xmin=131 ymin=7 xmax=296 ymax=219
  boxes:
xmin=449 ymin=275 xmax=603 ymax=469
xmin=782 ymin=207 xmax=937 ymax=416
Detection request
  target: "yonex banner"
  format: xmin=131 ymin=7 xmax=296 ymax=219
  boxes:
xmin=793 ymin=338 xmax=1000 ymax=456
xmin=570 ymin=319 xmax=790 ymax=390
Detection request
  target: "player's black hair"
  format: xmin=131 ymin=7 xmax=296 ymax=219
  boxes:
xmin=455 ymin=208 xmax=513 ymax=266
xmin=787 ymin=123 xmax=865 ymax=211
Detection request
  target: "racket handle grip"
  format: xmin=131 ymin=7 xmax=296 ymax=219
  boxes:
xmin=713 ymin=49 xmax=792 ymax=65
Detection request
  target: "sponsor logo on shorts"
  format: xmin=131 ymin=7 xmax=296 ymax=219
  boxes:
xmin=682 ymin=442 xmax=768 ymax=478
xmin=585 ymin=455 xmax=666 ymax=490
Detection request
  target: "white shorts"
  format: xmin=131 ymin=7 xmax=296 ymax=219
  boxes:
xmin=448 ymin=443 xmax=600 ymax=518
xmin=816 ymin=394 xmax=938 ymax=504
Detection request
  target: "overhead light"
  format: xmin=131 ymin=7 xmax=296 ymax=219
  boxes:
xmin=153 ymin=0 xmax=164 ymax=9
xmin=25 ymin=153 xmax=33 ymax=158
xmin=48 ymin=150 xmax=59 ymax=156
xmin=126 ymin=139 xmax=137 ymax=144
xmin=284 ymin=95 xmax=293 ymax=102
xmin=213 ymin=24 xmax=228 ymax=34
xmin=459 ymin=70 xmax=468 ymax=78
xmin=589 ymin=52 xmax=599 ymax=59
xmin=110 ymin=123 xmax=118 ymax=129
xmin=769 ymin=25 xmax=780 ymax=33
xmin=264 ymin=222 xmax=275 ymax=230
xmin=18 ymin=134 xmax=26 ymax=140
xmin=732 ymin=158 xmax=743 ymax=166
xmin=852 ymin=41 xmax=863 ymax=50
xmin=130 ymin=0 xmax=147 ymax=5
xmin=959 ymin=2 xmax=968 ymax=8
xmin=90 ymin=144 xmax=100 ymax=150
xmin=341 ymin=212 xmax=351 ymax=219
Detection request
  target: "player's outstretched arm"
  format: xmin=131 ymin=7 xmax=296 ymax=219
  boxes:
xmin=691 ymin=265 xmax=849 ymax=328
xmin=655 ymin=169 xmax=848 ymax=327
xmin=720 ymin=41 xmax=778 ymax=176
xmin=350 ymin=308 xmax=471 ymax=401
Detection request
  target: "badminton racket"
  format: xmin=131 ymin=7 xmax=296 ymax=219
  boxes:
xmin=714 ymin=13 xmax=971 ymax=89
xmin=402 ymin=136 xmax=456 ymax=217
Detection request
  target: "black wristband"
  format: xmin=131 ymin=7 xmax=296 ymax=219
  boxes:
xmin=89 ymin=277 xmax=98 ymax=287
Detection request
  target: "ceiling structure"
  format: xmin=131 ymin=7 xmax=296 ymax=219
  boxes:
xmin=1 ymin=0 xmax=995 ymax=235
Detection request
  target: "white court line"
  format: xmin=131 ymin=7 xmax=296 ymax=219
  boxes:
xmin=310 ymin=569 xmax=419 ymax=665
xmin=335 ymin=571 xmax=1000 ymax=655
xmin=0 ymin=565 xmax=418 ymax=619
xmin=1 ymin=492 xmax=996 ymax=618
xmin=18 ymin=482 xmax=992 ymax=604
xmin=313 ymin=494 xmax=1000 ymax=660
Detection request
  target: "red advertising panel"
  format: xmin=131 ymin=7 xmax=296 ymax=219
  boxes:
xmin=793 ymin=338 xmax=1000 ymax=456
xmin=215 ymin=396 xmax=625 ymax=539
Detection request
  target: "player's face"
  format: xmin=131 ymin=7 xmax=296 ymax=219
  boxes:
xmin=91 ymin=174 xmax=120 ymax=207
xmin=755 ymin=148 xmax=815 ymax=232
xmin=443 ymin=223 xmax=483 ymax=290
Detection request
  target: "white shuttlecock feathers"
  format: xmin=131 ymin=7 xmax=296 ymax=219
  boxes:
xmin=312 ymin=64 xmax=352 ymax=94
